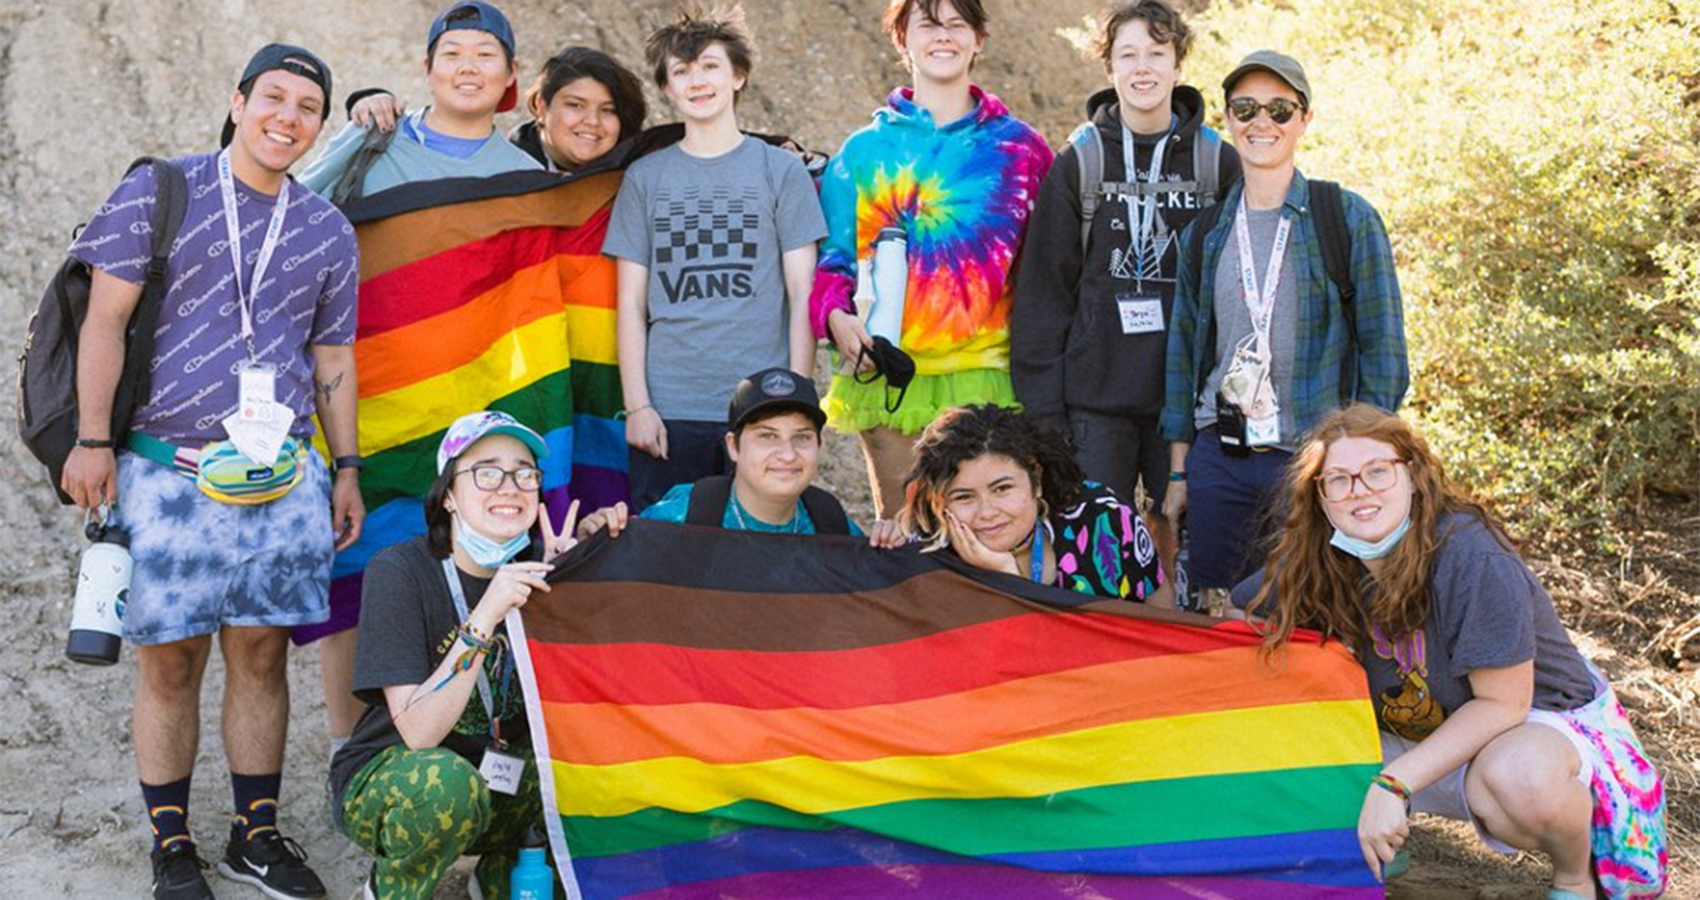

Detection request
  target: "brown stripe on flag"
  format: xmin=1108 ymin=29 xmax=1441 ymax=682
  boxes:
xmin=356 ymin=171 xmax=622 ymax=280
xmin=522 ymin=566 xmax=1040 ymax=650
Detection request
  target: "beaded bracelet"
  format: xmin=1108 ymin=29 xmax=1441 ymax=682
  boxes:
xmin=1372 ymin=773 xmax=1413 ymax=810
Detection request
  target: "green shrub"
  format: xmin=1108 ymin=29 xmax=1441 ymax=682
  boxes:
xmin=1074 ymin=0 xmax=1700 ymax=545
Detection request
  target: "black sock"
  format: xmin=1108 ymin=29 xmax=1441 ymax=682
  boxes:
xmin=230 ymin=771 xmax=281 ymax=840
xmin=141 ymin=776 xmax=193 ymax=853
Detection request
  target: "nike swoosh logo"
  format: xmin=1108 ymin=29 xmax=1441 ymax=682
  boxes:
xmin=251 ymin=862 xmax=270 ymax=878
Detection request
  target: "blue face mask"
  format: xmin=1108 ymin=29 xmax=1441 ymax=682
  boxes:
xmin=455 ymin=516 xmax=530 ymax=568
xmin=1329 ymin=515 xmax=1412 ymax=560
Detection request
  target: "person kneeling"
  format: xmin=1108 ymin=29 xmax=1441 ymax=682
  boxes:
xmin=584 ymin=368 xmax=862 ymax=538
xmin=893 ymin=404 xmax=1172 ymax=603
xmin=330 ymin=412 xmax=578 ymax=900
xmin=1236 ymin=404 xmax=1666 ymax=900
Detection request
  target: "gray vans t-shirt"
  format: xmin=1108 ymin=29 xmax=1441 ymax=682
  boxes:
xmin=1197 ymin=205 xmax=1301 ymax=450
xmin=603 ymin=137 xmax=827 ymax=421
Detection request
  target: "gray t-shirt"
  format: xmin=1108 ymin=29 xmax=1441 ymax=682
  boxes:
xmin=602 ymin=137 xmax=827 ymax=421
xmin=69 ymin=153 xmax=359 ymax=443
xmin=1197 ymin=205 xmax=1301 ymax=450
xmin=1233 ymin=512 xmax=1596 ymax=740
xmin=328 ymin=536 xmax=532 ymax=821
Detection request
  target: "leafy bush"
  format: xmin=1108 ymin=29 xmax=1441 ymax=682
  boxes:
xmin=1071 ymin=0 xmax=1700 ymax=544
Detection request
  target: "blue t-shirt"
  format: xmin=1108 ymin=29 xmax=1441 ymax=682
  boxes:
xmin=642 ymin=483 xmax=864 ymax=535
xmin=399 ymin=114 xmax=491 ymax=159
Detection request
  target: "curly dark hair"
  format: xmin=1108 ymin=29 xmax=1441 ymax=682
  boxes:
xmin=895 ymin=405 xmax=1084 ymax=545
xmin=526 ymin=46 xmax=647 ymax=148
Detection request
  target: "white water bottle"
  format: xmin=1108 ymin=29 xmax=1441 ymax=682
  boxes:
xmin=67 ymin=523 xmax=130 ymax=666
xmin=866 ymin=227 xmax=909 ymax=345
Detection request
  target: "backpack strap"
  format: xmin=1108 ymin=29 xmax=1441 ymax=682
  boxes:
xmin=798 ymin=486 xmax=851 ymax=536
xmin=1184 ymin=199 xmax=1226 ymax=406
xmin=331 ymin=126 xmax=396 ymax=207
xmin=113 ymin=158 xmax=189 ymax=441
xmin=1067 ymin=122 xmax=1103 ymax=257
xmin=684 ymin=475 xmax=734 ymax=527
xmin=1192 ymin=129 xmax=1222 ymax=203
xmin=1307 ymin=180 xmax=1358 ymax=402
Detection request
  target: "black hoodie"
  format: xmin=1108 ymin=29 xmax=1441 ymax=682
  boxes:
xmin=1011 ymin=85 xmax=1240 ymax=424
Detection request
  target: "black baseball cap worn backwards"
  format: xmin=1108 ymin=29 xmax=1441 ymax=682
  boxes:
xmin=220 ymin=43 xmax=334 ymax=148
xmin=728 ymin=369 xmax=827 ymax=432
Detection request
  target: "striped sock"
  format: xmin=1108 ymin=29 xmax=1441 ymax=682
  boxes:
xmin=230 ymin=771 xmax=281 ymax=840
xmin=140 ymin=776 xmax=192 ymax=853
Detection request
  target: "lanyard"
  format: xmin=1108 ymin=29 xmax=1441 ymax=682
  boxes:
xmin=216 ymin=150 xmax=290 ymax=360
xmin=1232 ymin=196 xmax=1292 ymax=359
xmin=440 ymin=557 xmax=499 ymax=736
xmin=1120 ymin=117 xmax=1174 ymax=284
xmin=1027 ymin=521 xmax=1049 ymax=585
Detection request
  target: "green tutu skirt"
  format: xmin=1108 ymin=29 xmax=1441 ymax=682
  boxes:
xmin=824 ymin=368 xmax=1019 ymax=435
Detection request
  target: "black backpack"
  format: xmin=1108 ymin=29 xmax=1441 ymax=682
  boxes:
xmin=1184 ymin=179 xmax=1360 ymax=403
xmin=16 ymin=157 xmax=188 ymax=504
xmin=684 ymin=475 xmax=851 ymax=535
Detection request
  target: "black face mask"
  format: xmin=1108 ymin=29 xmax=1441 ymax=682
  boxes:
xmin=853 ymin=336 xmax=916 ymax=414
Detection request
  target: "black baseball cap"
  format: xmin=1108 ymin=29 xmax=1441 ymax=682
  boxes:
xmin=220 ymin=43 xmax=334 ymax=148
xmin=728 ymin=369 xmax=827 ymax=432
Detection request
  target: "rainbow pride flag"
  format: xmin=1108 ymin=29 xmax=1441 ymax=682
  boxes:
xmin=303 ymin=171 xmax=628 ymax=642
xmin=511 ymin=522 xmax=1386 ymax=899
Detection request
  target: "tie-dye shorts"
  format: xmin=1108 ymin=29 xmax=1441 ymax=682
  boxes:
xmin=110 ymin=449 xmax=332 ymax=645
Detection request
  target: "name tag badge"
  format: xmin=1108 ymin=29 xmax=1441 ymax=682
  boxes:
xmin=1247 ymin=415 xmax=1281 ymax=447
xmin=479 ymin=746 xmax=525 ymax=795
xmin=1116 ymin=294 xmax=1165 ymax=335
xmin=238 ymin=364 xmax=277 ymax=423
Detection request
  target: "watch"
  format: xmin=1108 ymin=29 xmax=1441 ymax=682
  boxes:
xmin=76 ymin=438 xmax=115 ymax=449
xmin=334 ymin=455 xmax=364 ymax=472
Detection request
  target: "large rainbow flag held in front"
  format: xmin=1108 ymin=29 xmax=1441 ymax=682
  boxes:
xmin=511 ymin=522 xmax=1387 ymax=899
xmin=306 ymin=171 xmax=628 ymax=640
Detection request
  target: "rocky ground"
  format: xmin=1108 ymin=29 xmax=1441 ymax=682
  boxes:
xmin=0 ymin=1 xmax=1691 ymax=896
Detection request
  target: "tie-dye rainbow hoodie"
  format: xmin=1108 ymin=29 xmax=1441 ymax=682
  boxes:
xmin=809 ymin=86 xmax=1054 ymax=375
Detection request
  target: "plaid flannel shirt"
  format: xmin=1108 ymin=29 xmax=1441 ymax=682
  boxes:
xmin=1160 ymin=170 xmax=1408 ymax=445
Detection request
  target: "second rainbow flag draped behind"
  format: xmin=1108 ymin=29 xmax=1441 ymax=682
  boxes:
xmin=512 ymin=522 xmax=1386 ymax=899
xmin=304 ymin=171 xmax=629 ymax=642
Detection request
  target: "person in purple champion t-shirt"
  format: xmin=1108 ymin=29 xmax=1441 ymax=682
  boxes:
xmin=62 ymin=44 xmax=359 ymax=900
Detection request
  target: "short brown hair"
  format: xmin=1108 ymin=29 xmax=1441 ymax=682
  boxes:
xmin=882 ymin=0 xmax=990 ymax=49
xmin=1093 ymin=0 xmax=1193 ymax=68
xmin=645 ymin=5 xmax=754 ymax=92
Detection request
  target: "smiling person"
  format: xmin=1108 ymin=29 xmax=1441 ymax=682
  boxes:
xmin=347 ymin=45 xmax=648 ymax=174
xmin=1160 ymin=51 xmax=1408 ymax=604
xmin=603 ymin=6 xmax=827 ymax=512
xmin=59 ymin=43 xmax=359 ymax=900
xmin=1011 ymin=0 xmax=1239 ymax=604
xmin=812 ymin=0 xmax=1053 ymax=521
xmin=582 ymin=368 xmax=862 ymax=537
xmin=300 ymin=1 xmax=540 ymax=199
xmin=1234 ymin=405 xmax=1667 ymax=900
xmin=893 ymin=405 xmax=1170 ymax=603
xmin=331 ymin=412 xmax=576 ymax=900
xmin=296 ymin=0 xmax=543 ymax=765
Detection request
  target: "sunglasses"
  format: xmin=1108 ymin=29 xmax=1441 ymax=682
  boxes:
xmin=1227 ymin=96 xmax=1304 ymax=125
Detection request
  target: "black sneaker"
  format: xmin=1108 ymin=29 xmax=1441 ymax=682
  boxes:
xmin=150 ymin=841 xmax=215 ymax=900
xmin=218 ymin=827 xmax=327 ymax=899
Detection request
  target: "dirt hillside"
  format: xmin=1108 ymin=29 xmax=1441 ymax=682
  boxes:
xmin=0 ymin=1 xmax=1690 ymax=897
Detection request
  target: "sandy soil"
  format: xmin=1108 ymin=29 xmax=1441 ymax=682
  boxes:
xmin=0 ymin=1 xmax=1691 ymax=897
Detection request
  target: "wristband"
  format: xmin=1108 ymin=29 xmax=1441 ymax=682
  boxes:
xmin=334 ymin=454 xmax=364 ymax=472
xmin=1169 ymin=471 xmax=1186 ymax=482
xmin=76 ymin=438 xmax=115 ymax=449
xmin=1371 ymin=773 xmax=1412 ymax=809
xmin=623 ymin=403 xmax=654 ymax=418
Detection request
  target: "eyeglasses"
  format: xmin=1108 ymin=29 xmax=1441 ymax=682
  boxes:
xmin=1227 ymin=96 xmax=1304 ymax=125
xmin=1315 ymin=458 xmax=1405 ymax=502
xmin=455 ymin=464 xmax=543 ymax=492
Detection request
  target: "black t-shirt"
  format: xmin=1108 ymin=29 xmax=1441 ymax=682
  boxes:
xmin=1232 ymin=512 xmax=1596 ymax=740
xmin=328 ymin=535 xmax=533 ymax=813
